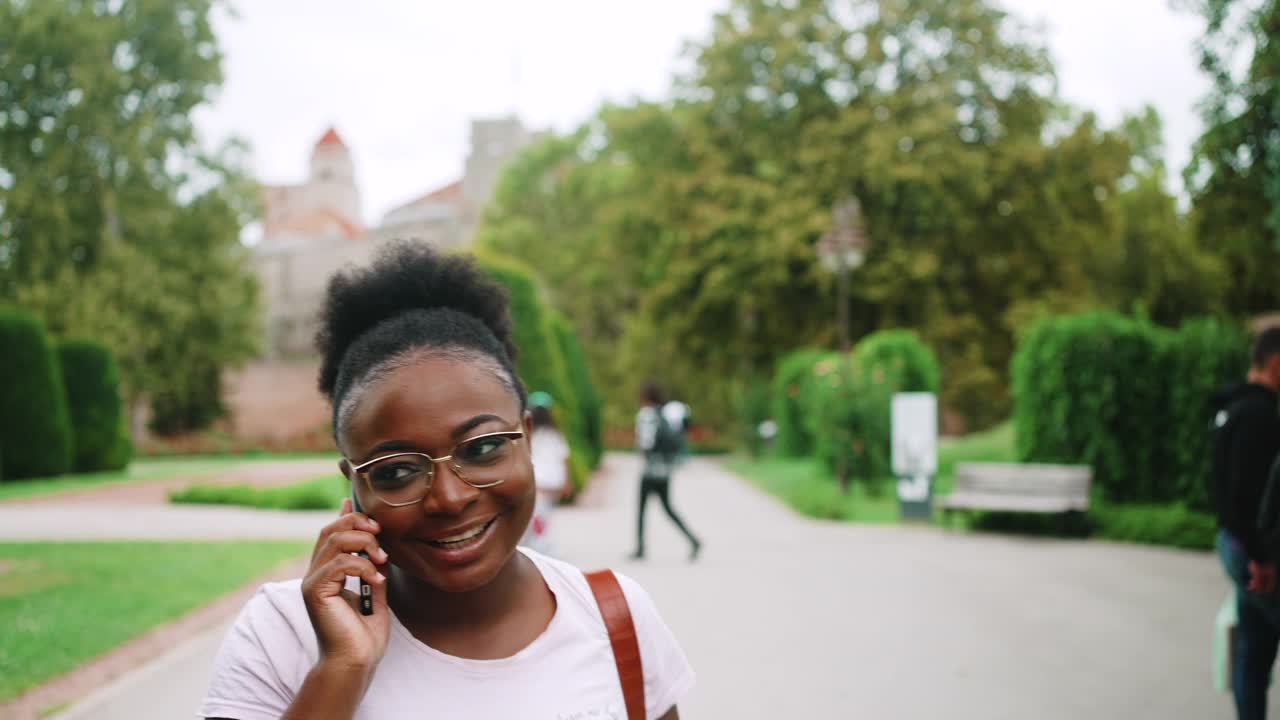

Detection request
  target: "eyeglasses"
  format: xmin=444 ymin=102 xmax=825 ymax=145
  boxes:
xmin=346 ymin=430 xmax=525 ymax=507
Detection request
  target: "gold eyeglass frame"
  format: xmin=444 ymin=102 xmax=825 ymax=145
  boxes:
xmin=345 ymin=429 xmax=525 ymax=507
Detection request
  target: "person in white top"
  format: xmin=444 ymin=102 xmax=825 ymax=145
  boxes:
xmin=520 ymin=403 xmax=571 ymax=555
xmin=631 ymin=382 xmax=701 ymax=561
xmin=201 ymin=243 xmax=693 ymax=719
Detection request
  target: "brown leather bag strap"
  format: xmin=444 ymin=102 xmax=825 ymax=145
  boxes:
xmin=585 ymin=569 xmax=645 ymax=720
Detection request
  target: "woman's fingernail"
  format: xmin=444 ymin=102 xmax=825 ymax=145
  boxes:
xmin=376 ymin=572 xmax=386 ymax=582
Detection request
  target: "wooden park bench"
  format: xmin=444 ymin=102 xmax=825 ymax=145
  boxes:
xmin=940 ymin=462 xmax=1091 ymax=521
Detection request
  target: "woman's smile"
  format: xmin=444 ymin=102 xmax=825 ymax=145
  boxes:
xmin=416 ymin=510 xmax=504 ymax=564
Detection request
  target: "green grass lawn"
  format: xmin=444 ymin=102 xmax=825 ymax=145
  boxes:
xmin=731 ymin=422 xmax=1018 ymax=524
xmin=0 ymin=540 xmax=310 ymax=702
xmin=727 ymin=456 xmax=901 ymax=523
xmin=0 ymin=453 xmax=338 ymax=503
xmin=729 ymin=423 xmax=1215 ymax=549
xmin=169 ymin=473 xmax=348 ymax=510
xmin=934 ymin=421 xmax=1017 ymax=494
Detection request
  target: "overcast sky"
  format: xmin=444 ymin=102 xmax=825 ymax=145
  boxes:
xmin=193 ymin=1 xmax=1210 ymax=226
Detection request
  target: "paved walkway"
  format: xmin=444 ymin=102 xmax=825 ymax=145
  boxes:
xmin=0 ymin=503 xmax=336 ymax=540
xmin=11 ymin=454 xmax=1256 ymax=718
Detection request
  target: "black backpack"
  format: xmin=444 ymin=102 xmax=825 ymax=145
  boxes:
xmin=652 ymin=412 xmax=685 ymax=461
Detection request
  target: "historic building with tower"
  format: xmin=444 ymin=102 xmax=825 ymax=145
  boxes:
xmin=253 ymin=116 xmax=541 ymax=358
xmin=221 ymin=117 xmax=540 ymax=447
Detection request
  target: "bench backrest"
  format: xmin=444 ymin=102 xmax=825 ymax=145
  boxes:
xmin=953 ymin=462 xmax=1091 ymax=499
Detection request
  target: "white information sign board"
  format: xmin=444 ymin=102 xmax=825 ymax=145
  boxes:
xmin=892 ymin=392 xmax=938 ymax=476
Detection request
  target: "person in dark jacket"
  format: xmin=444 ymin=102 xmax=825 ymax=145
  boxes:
xmin=1213 ymin=326 xmax=1280 ymax=720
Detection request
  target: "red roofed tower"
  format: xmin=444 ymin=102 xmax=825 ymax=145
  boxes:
xmin=307 ymin=126 xmax=361 ymax=228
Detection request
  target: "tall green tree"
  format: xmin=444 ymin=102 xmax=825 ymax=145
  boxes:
xmin=1099 ymin=107 xmax=1229 ymax=324
xmin=0 ymin=0 xmax=260 ymax=433
xmin=482 ymin=0 xmax=1225 ymax=431
xmin=1182 ymin=0 xmax=1280 ymax=313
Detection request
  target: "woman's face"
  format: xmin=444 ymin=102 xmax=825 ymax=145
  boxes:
xmin=339 ymin=355 xmax=534 ymax=593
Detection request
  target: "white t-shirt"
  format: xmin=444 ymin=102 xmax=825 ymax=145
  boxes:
xmin=199 ymin=549 xmax=694 ymax=720
xmin=530 ymin=427 xmax=570 ymax=492
xmin=522 ymin=428 xmax=571 ymax=554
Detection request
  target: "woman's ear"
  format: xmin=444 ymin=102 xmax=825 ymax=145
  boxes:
xmin=523 ymin=410 xmax=534 ymax=437
xmin=338 ymin=458 xmax=353 ymax=478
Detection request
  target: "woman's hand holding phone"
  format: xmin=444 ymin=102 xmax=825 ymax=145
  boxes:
xmin=301 ymin=497 xmax=391 ymax=675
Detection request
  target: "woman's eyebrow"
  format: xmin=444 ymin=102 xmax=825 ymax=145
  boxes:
xmin=360 ymin=414 xmax=511 ymax=460
xmin=364 ymin=439 xmax=418 ymax=460
xmin=452 ymin=413 xmax=507 ymax=440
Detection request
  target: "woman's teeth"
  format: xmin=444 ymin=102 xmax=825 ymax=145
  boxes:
xmin=429 ymin=517 xmax=495 ymax=547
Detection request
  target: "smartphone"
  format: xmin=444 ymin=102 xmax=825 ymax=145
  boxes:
xmin=351 ymin=492 xmax=375 ymax=616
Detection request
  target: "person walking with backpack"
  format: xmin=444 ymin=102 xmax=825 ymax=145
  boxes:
xmin=631 ymin=381 xmax=702 ymax=561
xmin=1212 ymin=326 xmax=1280 ymax=720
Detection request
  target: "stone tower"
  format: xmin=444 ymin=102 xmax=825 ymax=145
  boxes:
xmin=462 ymin=116 xmax=534 ymax=212
xmin=261 ymin=127 xmax=364 ymax=245
xmin=307 ymin=128 xmax=361 ymax=226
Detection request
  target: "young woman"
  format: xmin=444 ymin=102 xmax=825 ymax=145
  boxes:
xmin=201 ymin=242 xmax=694 ymax=719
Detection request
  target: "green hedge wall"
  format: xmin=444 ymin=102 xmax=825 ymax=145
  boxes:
xmin=477 ymin=255 xmax=599 ymax=489
xmin=0 ymin=307 xmax=72 ymax=479
xmin=1012 ymin=312 xmax=1247 ymax=505
xmin=58 ymin=339 xmax=132 ymax=472
xmin=550 ymin=313 xmax=603 ymax=468
xmin=1164 ymin=318 xmax=1248 ymax=509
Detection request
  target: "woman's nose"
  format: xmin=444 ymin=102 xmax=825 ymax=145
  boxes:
xmin=422 ymin=462 xmax=480 ymax=514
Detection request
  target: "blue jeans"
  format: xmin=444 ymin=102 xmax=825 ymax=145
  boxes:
xmin=1218 ymin=529 xmax=1280 ymax=720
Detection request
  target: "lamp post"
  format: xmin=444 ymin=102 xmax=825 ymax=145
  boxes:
xmin=816 ymin=196 xmax=869 ymax=352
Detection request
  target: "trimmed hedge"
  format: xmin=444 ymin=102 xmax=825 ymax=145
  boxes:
xmin=812 ymin=355 xmax=892 ymax=490
xmin=1012 ymin=312 xmax=1247 ymax=505
xmin=58 ymin=339 xmax=132 ymax=472
xmin=852 ymin=329 xmax=941 ymax=395
xmin=550 ymin=312 xmax=603 ymax=468
xmin=169 ymin=474 xmax=344 ymax=510
xmin=477 ymin=256 xmax=574 ymax=413
xmin=1164 ymin=318 xmax=1248 ymax=509
xmin=1092 ymin=502 xmax=1217 ymax=550
xmin=0 ymin=307 xmax=72 ymax=479
xmin=770 ymin=348 xmax=833 ymax=457
xmin=477 ymin=255 xmax=601 ymax=490
xmin=765 ymin=331 xmax=939 ymax=490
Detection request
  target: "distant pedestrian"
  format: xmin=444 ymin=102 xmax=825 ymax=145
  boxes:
xmin=631 ymin=381 xmax=701 ymax=561
xmin=1212 ymin=326 xmax=1280 ymax=720
xmin=520 ymin=397 xmax=571 ymax=556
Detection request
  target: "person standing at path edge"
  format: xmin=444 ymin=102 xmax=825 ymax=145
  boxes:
xmin=1212 ymin=326 xmax=1280 ymax=720
xmin=631 ymin=382 xmax=702 ymax=561
xmin=519 ymin=397 xmax=572 ymax=556
xmin=200 ymin=242 xmax=693 ymax=719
